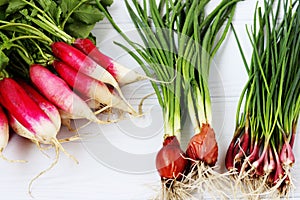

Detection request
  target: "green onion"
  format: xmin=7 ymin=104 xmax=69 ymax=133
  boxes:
xmin=109 ymin=1 xmax=189 ymax=197
xmin=97 ymin=0 xmax=240 ymax=198
xmin=225 ymin=0 xmax=299 ymax=198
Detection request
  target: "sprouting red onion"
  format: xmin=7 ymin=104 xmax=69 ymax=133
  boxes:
xmin=156 ymin=136 xmax=187 ymax=180
xmin=186 ymin=124 xmax=218 ymax=166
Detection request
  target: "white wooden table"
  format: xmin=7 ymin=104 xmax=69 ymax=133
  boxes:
xmin=0 ymin=1 xmax=299 ymax=199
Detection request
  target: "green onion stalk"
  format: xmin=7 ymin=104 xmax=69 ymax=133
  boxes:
xmin=99 ymin=0 xmax=190 ymax=198
xmin=177 ymin=0 xmax=239 ymax=174
xmin=225 ymin=0 xmax=300 ymax=198
xmin=97 ymin=0 xmax=240 ymax=198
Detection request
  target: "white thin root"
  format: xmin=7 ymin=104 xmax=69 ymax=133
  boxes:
xmin=28 ymin=143 xmax=60 ymax=198
xmin=58 ymin=135 xmax=81 ymax=143
xmin=187 ymin=161 xmax=236 ymax=199
xmin=229 ymin=159 xmax=294 ymax=199
xmin=154 ymin=157 xmax=238 ymax=199
xmin=28 ymin=138 xmax=78 ymax=197
xmin=0 ymin=148 xmax=27 ymax=163
xmin=155 ymin=176 xmax=195 ymax=200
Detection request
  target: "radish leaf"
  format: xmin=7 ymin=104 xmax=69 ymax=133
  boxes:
xmin=0 ymin=0 xmax=8 ymax=7
xmin=59 ymin=0 xmax=79 ymax=20
xmin=5 ymin=0 xmax=26 ymax=16
xmin=71 ymin=4 xmax=104 ymax=24
xmin=65 ymin=22 xmax=96 ymax=38
xmin=0 ymin=51 xmax=9 ymax=70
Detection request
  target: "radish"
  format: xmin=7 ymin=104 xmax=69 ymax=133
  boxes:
xmin=19 ymin=80 xmax=61 ymax=132
xmin=51 ymin=41 xmax=117 ymax=87
xmin=52 ymin=60 xmax=135 ymax=114
xmin=0 ymin=106 xmax=9 ymax=161
xmin=8 ymin=114 xmax=40 ymax=145
xmin=29 ymin=64 xmax=111 ymax=124
xmin=0 ymin=78 xmax=78 ymax=194
xmin=0 ymin=105 xmax=25 ymax=163
xmin=0 ymin=78 xmax=58 ymax=143
xmin=8 ymin=112 xmax=78 ymax=196
xmin=51 ymin=41 xmax=136 ymax=115
xmin=0 ymin=106 xmax=26 ymax=162
xmin=73 ymin=38 xmax=145 ymax=85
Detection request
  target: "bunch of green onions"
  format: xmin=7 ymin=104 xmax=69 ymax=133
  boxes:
xmin=98 ymin=0 xmax=240 ymax=198
xmin=225 ymin=0 xmax=299 ymax=197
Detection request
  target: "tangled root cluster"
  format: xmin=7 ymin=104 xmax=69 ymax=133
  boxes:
xmin=229 ymin=161 xmax=295 ymax=199
xmin=155 ymin=161 xmax=237 ymax=200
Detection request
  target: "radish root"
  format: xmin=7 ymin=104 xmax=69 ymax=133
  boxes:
xmin=28 ymin=142 xmax=60 ymax=198
xmin=0 ymin=148 xmax=27 ymax=163
xmin=28 ymin=138 xmax=78 ymax=197
xmin=58 ymin=135 xmax=81 ymax=143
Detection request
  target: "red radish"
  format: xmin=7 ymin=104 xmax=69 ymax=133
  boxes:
xmin=0 ymin=78 xmax=77 ymax=194
xmin=156 ymin=136 xmax=187 ymax=180
xmin=8 ymin=114 xmax=38 ymax=144
xmin=52 ymin=60 xmax=135 ymax=114
xmin=51 ymin=41 xmax=115 ymax=86
xmin=0 ymin=107 xmax=26 ymax=163
xmin=8 ymin=113 xmax=78 ymax=195
xmin=29 ymin=64 xmax=109 ymax=124
xmin=0 ymin=78 xmax=58 ymax=142
xmin=51 ymin=42 xmax=136 ymax=115
xmin=0 ymin=106 xmax=9 ymax=159
xmin=0 ymin=106 xmax=27 ymax=163
xmin=19 ymin=80 xmax=61 ymax=131
xmin=73 ymin=38 xmax=145 ymax=85
xmin=0 ymin=106 xmax=24 ymax=162
xmin=51 ymin=42 xmax=121 ymax=91
xmin=186 ymin=124 xmax=218 ymax=166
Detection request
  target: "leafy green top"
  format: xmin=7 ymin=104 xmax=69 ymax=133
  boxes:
xmin=1 ymin=0 xmax=113 ymax=38
xmin=0 ymin=0 xmax=113 ymax=77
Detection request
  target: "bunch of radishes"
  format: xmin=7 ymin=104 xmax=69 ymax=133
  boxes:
xmin=0 ymin=33 xmax=147 ymax=197
xmin=0 ymin=36 xmax=146 ymax=157
xmin=0 ymin=0 xmax=147 ymax=159
xmin=0 ymin=0 xmax=149 ymax=193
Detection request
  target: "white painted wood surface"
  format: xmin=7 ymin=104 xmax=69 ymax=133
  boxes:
xmin=0 ymin=1 xmax=299 ymax=199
